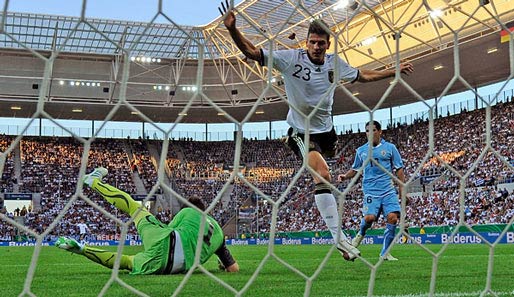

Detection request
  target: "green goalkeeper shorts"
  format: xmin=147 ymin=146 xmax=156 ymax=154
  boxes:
xmin=131 ymin=215 xmax=172 ymax=275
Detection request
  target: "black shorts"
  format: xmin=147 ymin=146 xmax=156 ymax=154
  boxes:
xmin=286 ymin=127 xmax=338 ymax=159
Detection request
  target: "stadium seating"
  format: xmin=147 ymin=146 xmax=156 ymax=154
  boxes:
xmin=0 ymin=100 xmax=513 ymax=240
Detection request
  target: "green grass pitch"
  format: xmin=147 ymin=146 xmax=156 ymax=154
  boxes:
xmin=1 ymin=244 xmax=513 ymax=296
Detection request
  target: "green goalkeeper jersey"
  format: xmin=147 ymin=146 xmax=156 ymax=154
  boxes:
xmin=169 ymin=208 xmax=225 ymax=270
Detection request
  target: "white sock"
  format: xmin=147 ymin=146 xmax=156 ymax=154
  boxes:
xmin=83 ymin=176 xmax=94 ymax=187
xmin=315 ymin=193 xmax=348 ymax=242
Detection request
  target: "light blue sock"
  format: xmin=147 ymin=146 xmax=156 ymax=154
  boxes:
xmin=359 ymin=218 xmax=372 ymax=236
xmin=380 ymin=223 xmax=397 ymax=256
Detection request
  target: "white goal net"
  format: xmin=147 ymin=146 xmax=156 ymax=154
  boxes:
xmin=0 ymin=0 xmax=513 ymax=296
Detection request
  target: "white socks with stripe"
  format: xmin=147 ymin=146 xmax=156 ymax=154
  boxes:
xmin=315 ymin=192 xmax=348 ymax=242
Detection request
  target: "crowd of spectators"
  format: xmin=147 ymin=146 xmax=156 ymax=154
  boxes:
xmin=0 ymin=100 xmax=513 ymax=240
xmin=129 ymin=138 xmax=158 ymax=192
xmin=166 ymin=148 xmax=187 ymax=179
xmin=241 ymin=100 xmax=514 ymax=233
xmin=0 ymin=134 xmax=15 ymax=193
xmin=8 ymin=137 xmax=137 ymax=241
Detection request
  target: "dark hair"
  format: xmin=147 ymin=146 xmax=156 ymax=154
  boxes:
xmin=308 ymin=19 xmax=331 ymax=40
xmin=186 ymin=197 xmax=206 ymax=211
xmin=365 ymin=120 xmax=381 ymax=131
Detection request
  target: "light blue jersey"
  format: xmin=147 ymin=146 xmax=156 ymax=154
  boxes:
xmin=351 ymin=139 xmax=403 ymax=197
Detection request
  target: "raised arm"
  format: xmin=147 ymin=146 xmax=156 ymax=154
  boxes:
xmin=357 ymin=63 xmax=414 ymax=83
xmin=219 ymin=0 xmax=262 ymax=62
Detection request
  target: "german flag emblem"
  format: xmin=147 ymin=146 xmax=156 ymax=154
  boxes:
xmin=328 ymin=70 xmax=334 ymax=83
xmin=500 ymin=21 xmax=514 ymax=43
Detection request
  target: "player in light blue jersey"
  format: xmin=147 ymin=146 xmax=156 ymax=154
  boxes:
xmin=219 ymin=0 xmax=413 ymax=261
xmin=340 ymin=121 xmax=405 ymax=261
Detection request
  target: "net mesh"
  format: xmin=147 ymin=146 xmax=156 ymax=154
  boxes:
xmin=0 ymin=0 xmax=513 ymax=296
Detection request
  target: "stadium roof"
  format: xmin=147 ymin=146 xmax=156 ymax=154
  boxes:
xmin=0 ymin=1 xmax=381 ymax=59
xmin=0 ymin=0 xmax=513 ymax=123
xmin=0 ymin=12 xmax=205 ymax=59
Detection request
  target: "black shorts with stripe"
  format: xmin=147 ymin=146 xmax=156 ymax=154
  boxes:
xmin=286 ymin=127 xmax=338 ymax=159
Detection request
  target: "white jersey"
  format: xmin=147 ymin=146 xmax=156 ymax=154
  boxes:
xmin=77 ymin=223 xmax=89 ymax=234
xmin=261 ymin=48 xmax=358 ymax=134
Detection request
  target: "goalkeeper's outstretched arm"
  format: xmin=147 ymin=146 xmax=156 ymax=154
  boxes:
xmin=215 ymin=243 xmax=239 ymax=272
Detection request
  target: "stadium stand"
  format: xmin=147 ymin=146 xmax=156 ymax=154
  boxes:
xmin=0 ymin=100 xmax=513 ymax=240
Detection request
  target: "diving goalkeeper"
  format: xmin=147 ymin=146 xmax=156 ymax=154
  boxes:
xmin=55 ymin=167 xmax=239 ymax=274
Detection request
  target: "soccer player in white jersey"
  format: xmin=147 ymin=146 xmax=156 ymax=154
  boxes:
xmin=339 ymin=121 xmax=405 ymax=261
xmin=77 ymin=219 xmax=90 ymax=242
xmin=219 ymin=1 xmax=413 ymax=261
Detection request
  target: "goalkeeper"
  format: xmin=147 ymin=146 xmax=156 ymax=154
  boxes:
xmin=55 ymin=167 xmax=239 ymax=274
